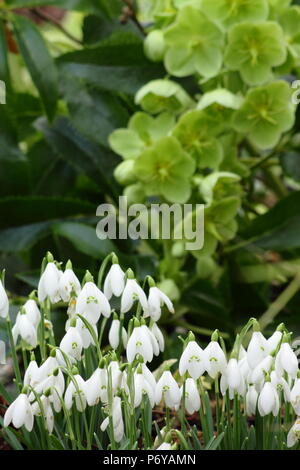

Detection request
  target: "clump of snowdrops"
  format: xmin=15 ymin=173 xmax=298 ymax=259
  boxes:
xmin=1 ymin=252 xmax=300 ymax=450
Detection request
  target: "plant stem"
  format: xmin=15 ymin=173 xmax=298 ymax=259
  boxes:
xmin=6 ymin=316 xmax=22 ymax=390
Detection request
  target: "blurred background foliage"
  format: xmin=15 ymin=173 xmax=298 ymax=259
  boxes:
xmin=1 ymin=0 xmax=300 ymax=352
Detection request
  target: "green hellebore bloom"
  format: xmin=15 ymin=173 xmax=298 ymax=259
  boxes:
xmin=279 ymin=6 xmax=300 ymax=64
xmin=133 ymin=136 xmax=196 ymax=203
xmin=135 ymin=79 xmax=194 ymax=114
xmin=224 ymin=21 xmax=287 ymax=86
xmin=202 ymin=0 xmax=269 ymax=28
xmin=268 ymin=0 xmax=291 ymax=19
xmin=232 ymin=81 xmax=295 ymax=150
xmin=197 ymin=88 xmax=243 ymax=111
xmin=198 ymin=172 xmax=241 ymax=205
xmin=164 ymin=6 xmax=224 ymax=78
xmin=144 ymin=30 xmax=166 ymax=62
xmin=109 ymin=112 xmax=175 ymax=160
xmin=172 ymin=109 xmax=224 ymax=169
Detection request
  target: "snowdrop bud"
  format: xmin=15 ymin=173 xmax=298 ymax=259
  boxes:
xmin=155 ymin=370 xmax=180 ymax=409
xmin=227 ymin=358 xmax=242 ymax=389
xmin=291 ymin=377 xmax=300 ymax=415
xmin=59 ymin=265 xmax=81 ymax=302
xmin=287 ymin=418 xmax=300 ymax=448
xmin=181 ymin=378 xmax=201 ymax=415
xmin=126 ymin=325 xmax=154 ymax=364
xmin=246 ymin=385 xmax=258 ymax=416
xmin=23 ymin=299 xmax=41 ymax=327
xmin=247 ymin=330 xmax=268 ymax=370
xmin=258 ymin=379 xmax=279 ymax=417
xmin=121 ymin=277 xmax=148 ymax=315
xmin=64 ymin=374 xmax=87 ymax=412
xmin=275 ymin=341 xmax=298 ymax=378
xmin=0 ymin=278 xmax=9 ymax=319
xmin=146 ymin=286 xmax=174 ymax=322
xmin=12 ymin=311 xmax=38 ymax=348
xmin=104 ymin=263 xmax=125 ymax=300
xmin=204 ymin=341 xmax=227 ymax=379
xmin=4 ymin=393 xmax=34 ymax=431
xmin=38 ymin=262 xmax=61 ymax=303
xmin=76 ymin=281 xmax=111 ymax=323
xmin=179 ymin=337 xmax=205 ymax=379
xmin=59 ymin=325 xmax=83 ymax=362
xmin=109 ymin=316 xmax=127 ymax=350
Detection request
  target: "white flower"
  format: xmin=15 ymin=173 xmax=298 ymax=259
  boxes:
xmin=12 ymin=313 xmax=38 ymax=348
xmin=66 ymin=317 xmax=97 ymax=350
xmin=64 ymin=374 xmax=87 ymax=412
xmin=108 ymin=319 xmax=127 ymax=350
xmin=126 ymin=326 xmax=154 ymax=363
xmin=141 ymin=363 xmax=156 ymax=393
xmin=38 ymin=262 xmax=61 ymax=303
xmin=108 ymin=361 xmax=123 ymax=393
xmin=23 ymin=299 xmax=41 ymax=327
xmin=146 ymin=286 xmax=174 ymax=321
xmin=250 ymin=355 xmax=273 ymax=385
xmin=270 ymin=370 xmax=290 ymax=403
xmin=247 ymin=331 xmax=268 ymax=370
xmin=85 ymin=368 xmax=105 ymax=406
xmin=59 ymin=326 xmax=83 ymax=362
xmin=0 ymin=279 xmax=9 ymax=319
xmin=134 ymin=371 xmax=155 ymax=408
xmin=32 ymin=370 xmax=65 ymax=413
xmin=204 ymin=341 xmax=227 ymax=379
xmin=59 ymin=268 xmax=81 ymax=302
xmin=291 ymin=378 xmax=300 ymax=415
xmin=31 ymin=395 xmax=54 ymax=434
xmin=121 ymin=279 xmax=148 ymax=314
xmin=141 ymin=324 xmax=160 ymax=357
xmin=181 ymin=378 xmax=201 ymax=415
xmin=258 ymin=381 xmax=279 ymax=417
xmin=151 ymin=323 xmax=164 ymax=353
xmin=155 ymin=370 xmax=180 ymax=409
xmin=245 ymin=385 xmax=258 ymax=416
xmin=76 ymin=282 xmax=111 ymax=323
xmin=179 ymin=341 xmax=205 ymax=380
xmin=157 ymin=443 xmax=172 ymax=450
xmin=35 ymin=356 xmax=59 ymax=384
xmin=104 ymin=264 xmax=125 ymax=300
xmin=220 ymin=359 xmax=245 ymax=399
xmin=4 ymin=393 xmax=34 ymax=431
xmin=267 ymin=330 xmax=282 ymax=354
xmin=275 ymin=342 xmax=298 ymax=378
xmin=287 ymin=418 xmax=300 ymax=448
xmin=100 ymin=396 xmax=124 ymax=443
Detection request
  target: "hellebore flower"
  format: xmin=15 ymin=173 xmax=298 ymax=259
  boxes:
xmin=155 ymin=370 xmax=181 ymax=409
xmin=146 ymin=286 xmax=174 ymax=322
xmin=4 ymin=393 xmax=34 ymax=431
xmin=179 ymin=340 xmax=206 ymax=379
xmin=104 ymin=263 xmax=126 ymax=300
xmin=202 ymin=0 xmax=269 ymax=28
xmin=38 ymin=262 xmax=61 ymax=304
xmin=164 ymin=6 xmax=224 ymax=78
xmin=0 ymin=279 xmax=9 ymax=319
xmin=232 ymin=81 xmax=295 ymax=150
xmin=181 ymin=378 xmax=201 ymax=415
xmin=133 ymin=136 xmax=196 ymax=204
xmin=224 ymin=22 xmax=286 ymax=86
xmin=76 ymin=281 xmax=111 ymax=323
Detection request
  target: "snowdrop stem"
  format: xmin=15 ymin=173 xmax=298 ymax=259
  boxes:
xmin=6 ymin=315 xmax=22 ymax=391
xmin=99 ymin=317 xmax=108 ymax=353
xmin=215 ymin=377 xmax=221 ymax=433
xmin=165 ymin=406 xmax=171 ymax=431
xmin=233 ymin=394 xmax=241 ymax=449
xmin=39 ymin=304 xmax=46 ymax=361
xmin=53 ymin=386 xmax=76 ymax=448
xmin=97 ymin=253 xmax=115 ymax=289
xmin=180 ymin=379 xmax=187 ymax=434
xmin=43 ymin=298 xmax=55 ymax=347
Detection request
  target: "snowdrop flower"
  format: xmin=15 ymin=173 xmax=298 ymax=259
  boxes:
xmin=290 ymin=377 xmax=300 ymax=415
xmin=141 ymin=323 xmax=160 ymax=357
xmin=275 ymin=340 xmax=298 ymax=378
xmin=22 ymin=299 xmax=41 ymax=327
xmin=33 ymin=368 xmax=65 ymax=413
xmin=24 ymin=360 xmax=39 ymax=389
xmin=247 ymin=330 xmax=268 ymax=370
xmin=0 ymin=279 xmax=8 ymax=319
xmin=126 ymin=324 xmax=154 ymax=363
xmin=287 ymin=418 xmax=300 ymax=448
xmin=76 ymin=281 xmax=111 ymax=323
xmin=108 ymin=316 xmax=127 ymax=350
xmin=121 ymin=274 xmax=148 ymax=315
xmin=64 ymin=373 xmax=87 ymax=412
xmin=155 ymin=370 xmax=180 ymax=409
xmin=59 ymin=320 xmax=83 ymax=363
xmin=258 ymin=380 xmax=279 ymax=417
xmin=59 ymin=264 xmax=81 ymax=302
xmin=181 ymin=378 xmax=201 ymax=415
xmin=31 ymin=395 xmax=54 ymax=434
xmin=108 ymin=360 xmax=123 ymax=393
xmin=101 ymin=396 xmax=124 ymax=443
xmin=246 ymin=384 xmax=258 ymax=416
xmin=38 ymin=261 xmax=61 ymax=304
xmin=35 ymin=355 xmax=59 ymax=384
xmin=266 ymin=328 xmax=283 ymax=354
xmin=104 ymin=262 xmax=125 ymax=300
xmin=134 ymin=368 xmax=155 ymax=407
xmin=204 ymin=339 xmax=227 ymax=379
xmin=85 ymin=367 xmax=105 ymax=406
xmin=179 ymin=336 xmax=205 ymax=380
xmin=66 ymin=316 xmax=97 ymax=350
xmin=270 ymin=371 xmax=290 ymax=403
xmin=146 ymin=285 xmax=174 ymax=321
xmin=4 ymin=392 xmax=34 ymax=431
xmin=157 ymin=443 xmax=172 ymax=450
xmin=12 ymin=311 xmax=38 ymax=348
xmin=221 ymin=357 xmax=245 ymax=399
xmin=151 ymin=322 xmax=164 ymax=353
xmin=250 ymin=355 xmax=273 ymax=386
xmin=141 ymin=363 xmax=156 ymax=393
